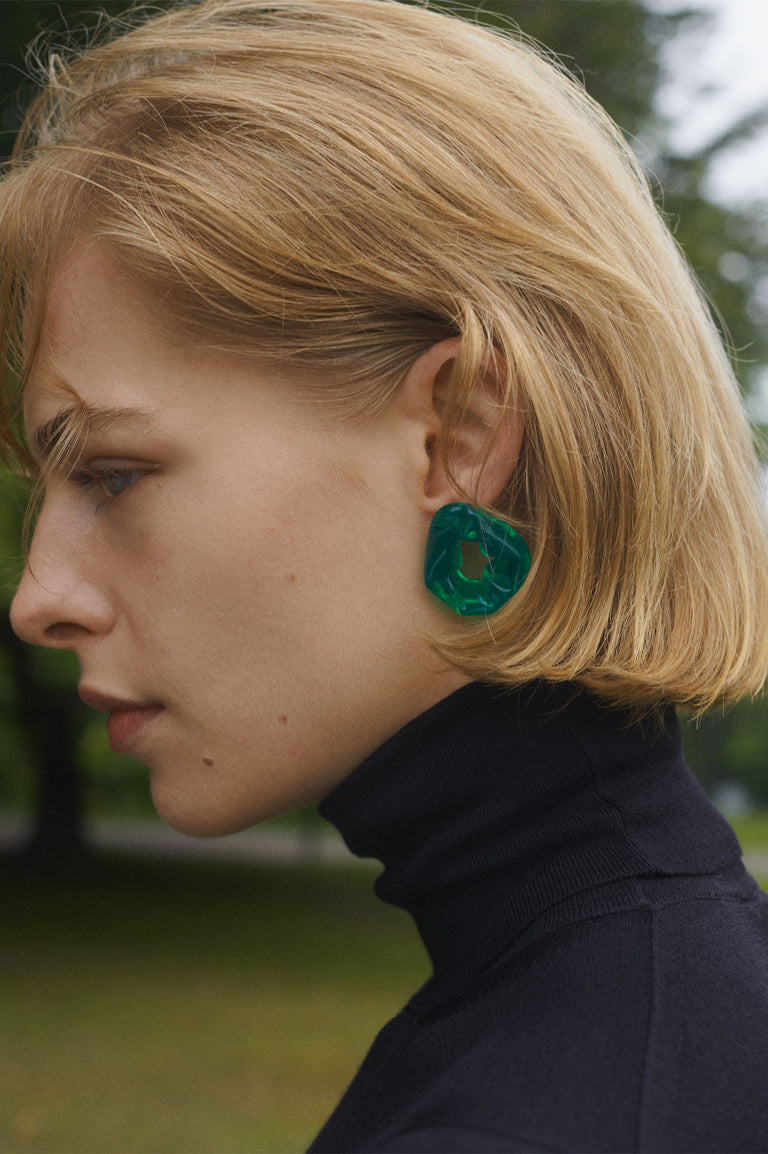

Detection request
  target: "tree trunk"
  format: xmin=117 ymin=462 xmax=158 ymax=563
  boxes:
xmin=1 ymin=618 xmax=86 ymax=862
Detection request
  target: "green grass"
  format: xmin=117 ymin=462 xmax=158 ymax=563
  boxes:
xmin=2 ymin=820 xmax=767 ymax=1154
xmin=0 ymin=854 xmax=430 ymax=1154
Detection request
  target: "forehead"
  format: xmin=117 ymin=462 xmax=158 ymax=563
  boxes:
xmin=22 ymin=241 xmax=331 ymax=458
xmin=34 ymin=244 xmax=166 ymax=372
xmin=25 ymin=243 xmax=190 ymax=429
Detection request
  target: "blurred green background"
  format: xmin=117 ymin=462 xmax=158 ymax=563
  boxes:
xmin=1 ymin=1 xmax=768 ymax=1151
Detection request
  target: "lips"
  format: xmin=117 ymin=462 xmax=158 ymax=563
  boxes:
xmin=105 ymin=706 xmax=163 ymax=754
xmin=79 ymin=686 xmax=164 ymax=754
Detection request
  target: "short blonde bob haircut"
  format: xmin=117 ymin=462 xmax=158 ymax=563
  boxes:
xmin=2 ymin=0 xmax=767 ymax=711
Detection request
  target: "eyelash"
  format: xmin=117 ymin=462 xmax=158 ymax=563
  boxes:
xmin=71 ymin=466 xmax=147 ymax=502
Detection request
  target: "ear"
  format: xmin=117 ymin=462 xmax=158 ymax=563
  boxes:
xmin=397 ymin=336 xmax=524 ymax=514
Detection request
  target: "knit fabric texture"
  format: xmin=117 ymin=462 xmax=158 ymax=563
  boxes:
xmin=308 ymin=681 xmax=768 ymax=1153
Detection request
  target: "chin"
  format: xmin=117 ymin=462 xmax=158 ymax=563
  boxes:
xmin=163 ymin=811 xmax=251 ymax=839
xmin=153 ymin=800 xmax=245 ymax=838
xmin=149 ymin=774 xmax=299 ymax=839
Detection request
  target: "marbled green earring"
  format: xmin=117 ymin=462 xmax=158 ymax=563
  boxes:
xmin=424 ymin=502 xmax=531 ymax=616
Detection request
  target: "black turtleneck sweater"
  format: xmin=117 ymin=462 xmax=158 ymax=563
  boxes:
xmin=309 ymin=681 xmax=768 ymax=1154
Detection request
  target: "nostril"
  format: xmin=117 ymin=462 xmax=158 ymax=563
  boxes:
xmin=10 ymin=589 xmax=100 ymax=649
xmin=45 ymin=621 xmax=88 ymax=645
xmin=10 ymin=556 xmax=115 ymax=647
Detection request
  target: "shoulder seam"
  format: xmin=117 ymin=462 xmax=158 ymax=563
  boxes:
xmin=636 ymin=905 xmax=658 ymax=1150
xmin=370 ymin=1121 xmax=564 ymax=1153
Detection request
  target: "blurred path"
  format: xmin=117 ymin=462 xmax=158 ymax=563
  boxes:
xmin=0 ymin=815 xmax=766 ymax=876
xmin=0 ymin=814 xmax=368 ymax=865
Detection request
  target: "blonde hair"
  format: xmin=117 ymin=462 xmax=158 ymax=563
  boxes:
xmin=2 ymin=0 xmax=767 ymax=710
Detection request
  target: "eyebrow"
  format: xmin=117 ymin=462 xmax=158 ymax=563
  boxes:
xmin=32 ymin=404 xmax=154 ymax=462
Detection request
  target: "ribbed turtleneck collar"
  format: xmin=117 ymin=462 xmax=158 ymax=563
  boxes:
xmin=320 ymin=681 xmax=741 ymax=992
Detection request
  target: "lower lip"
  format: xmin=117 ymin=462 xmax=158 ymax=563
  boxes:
xmin=107 ymin=707 xmax=164 ymax=754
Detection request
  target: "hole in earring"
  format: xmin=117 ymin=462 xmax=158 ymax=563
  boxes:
xmin=459 ymin=538 xmax=493 ymax=581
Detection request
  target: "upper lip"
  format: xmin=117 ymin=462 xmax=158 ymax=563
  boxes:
xmin=79 ymin=686 xmax=163 ymax=713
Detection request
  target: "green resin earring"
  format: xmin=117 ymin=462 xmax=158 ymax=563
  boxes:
xmin=424 ymin=502 xmax=531 ymax=616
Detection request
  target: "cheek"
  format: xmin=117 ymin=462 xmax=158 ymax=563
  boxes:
xmin=112 ymin=450 xmax=419 ymax=711
xmin=114 ymin=471 xmax=341 ymax=657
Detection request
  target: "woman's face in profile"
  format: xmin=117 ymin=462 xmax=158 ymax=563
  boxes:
xmin=11 ymin=244 xmax=466 ymax=834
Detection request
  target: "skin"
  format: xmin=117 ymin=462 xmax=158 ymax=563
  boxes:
xmin=10 ymin=244 xmax=520 ymax=837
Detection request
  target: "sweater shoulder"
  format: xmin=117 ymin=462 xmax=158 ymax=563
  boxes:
xmin=387 ymin=890 xmax=768 ymax=1154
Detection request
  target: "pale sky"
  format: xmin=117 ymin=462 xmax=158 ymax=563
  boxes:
xmin=646 ymin=0 xmax=768 ymax=419
xmin=649 ymin=0 xmax=768 ymax=205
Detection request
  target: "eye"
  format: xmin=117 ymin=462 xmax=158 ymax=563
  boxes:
xmin=98 ymin=468 xmax=145 ymax=497
xmin=71 ymin=465 xmax=148 ymax=501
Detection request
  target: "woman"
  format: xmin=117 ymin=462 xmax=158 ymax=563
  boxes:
xmin=2 ymin=1 xmax=768 ymax=1150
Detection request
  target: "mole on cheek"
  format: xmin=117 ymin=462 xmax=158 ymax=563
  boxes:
xmin=203 ymin=757 xmax=214 ymax=767
xmin=278 ymin=714 xmax=287 ymax=724
xmin=289 ymin=573 xmax=297 ymax=583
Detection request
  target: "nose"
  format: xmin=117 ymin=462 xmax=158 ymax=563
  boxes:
xmin=10 ymin=506 xmax=115 ymax=650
